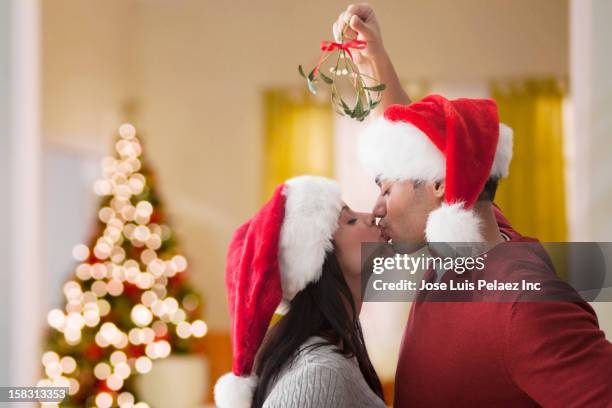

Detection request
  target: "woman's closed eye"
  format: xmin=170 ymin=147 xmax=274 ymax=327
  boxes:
xmin=340 ymin=205 xmax=357 ymax=225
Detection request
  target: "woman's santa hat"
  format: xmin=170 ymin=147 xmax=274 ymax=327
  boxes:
xmin=358 ymin=94 xmax=513 ymax=242
xmin=214 ymin=175 xmax=343 ymax=408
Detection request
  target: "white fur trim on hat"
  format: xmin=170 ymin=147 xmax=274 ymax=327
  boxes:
xmin=358 ymin=117 xmax=514 ymax=181
xmin=491 ymin=123 xmax=513 ymax=178
xmin=425 ymin=202 xmax=483 ymax=242
xmin=358 ymin=117 xmax=445 ymax=182
xmin=214 ymin=372 xmax=258 ymax=408
xmin=280 ymin=176 xmax=342 ymax=299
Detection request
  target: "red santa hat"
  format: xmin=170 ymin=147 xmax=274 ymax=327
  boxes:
xmin=214 ymin=175 xmax=342 ymax=408
xmin=358 ymin=94 xmax=513 ymax=242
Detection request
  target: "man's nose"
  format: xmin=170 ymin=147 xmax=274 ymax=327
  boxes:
xmin=372 ymin=195 xmax=387 ymax=218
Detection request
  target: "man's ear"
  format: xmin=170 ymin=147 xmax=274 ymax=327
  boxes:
xmin=433 ymin=180 xmax=445 ymax=199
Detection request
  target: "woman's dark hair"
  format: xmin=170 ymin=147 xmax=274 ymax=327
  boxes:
xmin=251 ymin=250 xmax=384 ymax=407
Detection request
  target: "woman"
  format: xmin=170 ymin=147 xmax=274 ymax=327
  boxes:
xmin=214 ymin=176 xmax=388 ymax=408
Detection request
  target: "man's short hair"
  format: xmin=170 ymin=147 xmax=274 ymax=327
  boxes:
xmin=389 ymin=178 xmax=499 ymax=202
xmin=478 ymin=177 xmax=499 ymax=202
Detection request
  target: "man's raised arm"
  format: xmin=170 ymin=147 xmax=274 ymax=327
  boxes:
xmin=332 ymin=4 xmax=411 ymax=113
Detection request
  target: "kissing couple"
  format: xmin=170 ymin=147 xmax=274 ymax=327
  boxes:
xmin=215 ymin=4 xmax=612 ymax=408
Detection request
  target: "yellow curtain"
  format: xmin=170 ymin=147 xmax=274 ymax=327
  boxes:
xmin=263 ymin=89 xmax=334 ymax=201
xmin=264 ymin=89 xmax=333 ymax=326
xmin=492 ymin=79 xmax=567 ymax=242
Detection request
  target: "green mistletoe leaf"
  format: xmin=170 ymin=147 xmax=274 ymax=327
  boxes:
xmin=331 ymin=91 xmax=345 ymax=115
xmin=340 ymin=98 xmax=352 ymax=116
xmin=298 ymin=65 xmax=307 ymax=78
xmin=319 ymin=72 xmax=334 ymax=84
xmin=308 ymin=68 xmax=316 ymax=81
xmin=369 ymin=98 xmax=381 ymax=110
xmin=352 ymin=99 xmax=364 ymax=119
xmin=364 ymin=83 xmax=386 ymax=92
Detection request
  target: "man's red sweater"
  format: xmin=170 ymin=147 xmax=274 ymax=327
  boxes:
xmin=394 ymin=207 xmax=612 ymax=407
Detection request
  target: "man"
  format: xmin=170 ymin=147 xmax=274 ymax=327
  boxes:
xmin=333 ymin=4 xmax=612 ymax=407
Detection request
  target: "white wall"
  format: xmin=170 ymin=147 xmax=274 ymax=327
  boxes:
xmin=44 ymin=148 xmax=102 ymax=310
xmin=570 ymin=0 xmax=612 ymax=338
xmin=1 ymin=0 xmax=43 ymax=399
xmin=0 ymin=0 xmax=12 ymax=387
xmin=42 ymin=0 xmax=132 ymax=150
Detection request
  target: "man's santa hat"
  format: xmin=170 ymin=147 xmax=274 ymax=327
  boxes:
xmin=358 ymin=94 xmax=513 ymax=242
xmin=214 ymin=175 xmax=343 ymax=408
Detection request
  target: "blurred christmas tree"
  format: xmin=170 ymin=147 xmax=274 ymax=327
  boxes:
xmin=38 ymin=124 xmax=208 ymax=408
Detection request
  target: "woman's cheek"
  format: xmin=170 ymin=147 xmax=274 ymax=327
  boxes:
xmin=363 ymin=226 xmax=378 ymax=242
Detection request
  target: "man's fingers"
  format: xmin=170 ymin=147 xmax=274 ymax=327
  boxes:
xmin=341 ymin=10 xmax=351 ymax=25
xmin=333 ymin=21 xmax=340 ymax=42
xmin=349 ymin=14 xmax=372 ymax=38
xmin=335 ymin=11 xmax=357 ymax=41
xmin=346 ymin=3 xmax=374 ymax=21
xmin=334 ymin=5 xmax=374 ymax=42
xmin=334 ymin=12 xmax=345 ymax=42
xmin=344 ymin=26 xmax=359 ymax=40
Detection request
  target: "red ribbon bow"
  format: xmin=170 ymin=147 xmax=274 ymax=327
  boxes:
xmin=314 ymin=39 xmax=367 ymax=75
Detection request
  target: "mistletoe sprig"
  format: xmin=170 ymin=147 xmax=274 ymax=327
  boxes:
xmin=298 ymin=31 xmax=385 ymax=121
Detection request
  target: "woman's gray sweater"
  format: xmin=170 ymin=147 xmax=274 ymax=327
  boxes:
xmin=262 ymin=336 xmax=388 ymax=408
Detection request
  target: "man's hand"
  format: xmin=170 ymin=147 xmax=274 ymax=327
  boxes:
xmin=332 ymin=4 xmax=411 ymax=112
xmin=332 ymin=4 xmax=385 ymax=66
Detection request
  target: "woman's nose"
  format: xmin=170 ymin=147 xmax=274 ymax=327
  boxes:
xmin=359 ymin=212 xmax=376 ymax=226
